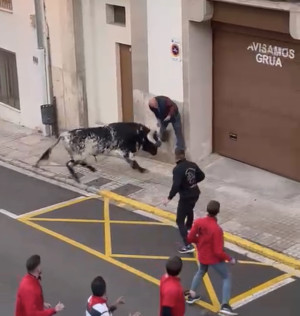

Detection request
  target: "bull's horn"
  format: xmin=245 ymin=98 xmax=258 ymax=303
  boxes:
xmin=147 ymin=129 xmax=156 ymax=144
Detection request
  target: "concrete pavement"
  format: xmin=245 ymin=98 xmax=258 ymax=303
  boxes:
xmin=1 ymin=164 xmax=300 ymax=316
xmin=0 ymin=118 xmax=300 ymax=262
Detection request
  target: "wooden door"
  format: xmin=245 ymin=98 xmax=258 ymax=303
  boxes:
xmin=119 ymin=44 xmax=134 ymax=122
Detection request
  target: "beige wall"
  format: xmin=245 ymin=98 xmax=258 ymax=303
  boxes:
xmin=82 ymin=0 xmax=131 ymax=126
xmin=45 ymin=0 xmax=81 ymax=130
xmin=182 ymin=0 xmax=213 ymax=163
xmin=0 ymin=0 xmax=47 ymax=131
xmin=131 ymin=0 xmax=185 ymax=161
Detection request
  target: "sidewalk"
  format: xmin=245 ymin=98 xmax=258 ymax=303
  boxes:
xmin=0 ymin=119 xmax=300 ymax=260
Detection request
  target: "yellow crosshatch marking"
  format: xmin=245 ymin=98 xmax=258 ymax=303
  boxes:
xmin=29 ymin=218 xmax=170 ymax=225
xmin=17 ymin=192 xmax=297 ymax=314
xmin=104 ymin=197 xmax=112 ymax=256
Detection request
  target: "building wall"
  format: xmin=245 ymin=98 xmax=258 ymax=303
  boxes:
xmin=0 ymin=0 xmax=47 ymax=131
xmin=45 ymin=0 xmax=82 ymax=130
xmin=82 ymin=0 xmax=131 ymax=126
xmin=131 ymin=0 xmax=184 ymax=161
xmin=181 ymin=0 xmax=213 ymax=163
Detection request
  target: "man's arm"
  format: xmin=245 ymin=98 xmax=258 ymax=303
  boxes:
xmin=20 ymin=287 xmax=57 ymax=316
xmin=187 ymin=220 xmax=200 ymax=244
xmin=168 ymin=168 xmax=182 ymax=200
xmin=149 ymin=105 xmax=160 ymax=119
xmin=213 ymin=230 xmax=231 ymax=262
xmin=195 ymin=165 xmax=205 ymax=183
xmin=161 ymin=306 xmax=173 ymax=316
xmin=160 ymin=287 xmax=177 ymax=316
xmin=165 ymin=98 xmax=176 ymax=118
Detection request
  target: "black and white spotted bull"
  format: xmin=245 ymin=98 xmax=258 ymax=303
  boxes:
xmin=35 ymin=122 xmax=161 ymax=183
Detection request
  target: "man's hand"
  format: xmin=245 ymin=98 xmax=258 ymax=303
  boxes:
xmin=163 ymin=198 xmax=170 ymax=207
xmin=164 ymin=115 xmax=171 ymax=122
xmin=115 ymin=296 xmax=125 ymax=305
xmin=184 ymin=290 xmax=190 ymax=296
xmin=55 ymin=302 xmax=65 ymax=312
xmin=230 ymin=258 xmax=237 ymax=265
xmin=44 ymin=302 xmax=51 ymax=309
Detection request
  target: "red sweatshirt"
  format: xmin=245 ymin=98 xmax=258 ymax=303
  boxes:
xmin=187 ymin=216 xmax=232 ymax=265
xmin=15 ymin=274 xmax=56 ymax=316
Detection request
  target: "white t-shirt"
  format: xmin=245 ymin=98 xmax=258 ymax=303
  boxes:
xmin=86 ymin=295 xmax=111 ymax=316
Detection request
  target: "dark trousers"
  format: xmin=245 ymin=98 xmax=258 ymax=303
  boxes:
xmin=176 ymin=194 xmax=199 ymax=246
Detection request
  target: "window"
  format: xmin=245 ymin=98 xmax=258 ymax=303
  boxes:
xmin=0 ymin=0 xmax=13 ymax=11
xmin=0 ymin=48 xmax=20 ymax=110
xmin=106 ymin=4 xmax=126 ymax=26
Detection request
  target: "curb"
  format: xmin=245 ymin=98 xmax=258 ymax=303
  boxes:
xmin=100 ymin=190 xmax=300 ymax=271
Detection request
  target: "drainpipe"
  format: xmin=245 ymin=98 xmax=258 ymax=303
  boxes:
xmin=34 ymin=0 xmax=57 ymax=137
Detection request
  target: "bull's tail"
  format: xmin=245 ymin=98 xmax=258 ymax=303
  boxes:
xmin=34 ymin=136 xmax=63 ymax=167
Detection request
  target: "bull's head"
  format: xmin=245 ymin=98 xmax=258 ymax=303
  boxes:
xmin=142 ymin=129 xmax=161 ymax=155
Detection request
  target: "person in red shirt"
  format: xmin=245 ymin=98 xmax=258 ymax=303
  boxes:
xmin=159 ymin=256 xmax=185 ymax=316
xmin=15 ymin=254 xmax=64 ymax=316
xmin=185 ymin=201 xmax=238 ymax=316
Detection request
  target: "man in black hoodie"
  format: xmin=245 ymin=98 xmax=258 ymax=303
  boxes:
xmin=164 ymin=149 xmax=205 ymax=254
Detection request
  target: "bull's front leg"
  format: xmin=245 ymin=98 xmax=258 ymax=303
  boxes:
xmin=123 ymin=152 xmax=147 ymax=173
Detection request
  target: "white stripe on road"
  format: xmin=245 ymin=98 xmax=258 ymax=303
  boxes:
xmin=231 ymin=277 xmax=295 ymax=310
xmin=0 ymin=160 xmax=90 ymax=197
xmin=0 ymin=209 xmax=18 ymax=219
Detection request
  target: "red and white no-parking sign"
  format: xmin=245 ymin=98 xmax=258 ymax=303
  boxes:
xmin=171 ymin=38 xmax=181 ymax=61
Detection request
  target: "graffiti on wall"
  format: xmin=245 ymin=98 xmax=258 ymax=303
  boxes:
xmin=247 ymin=42 xmax=295 ymax=67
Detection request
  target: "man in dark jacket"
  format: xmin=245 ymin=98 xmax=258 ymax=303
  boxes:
xmin=186 ymin=201 xmax=238 ymax=316
xmin=149 ymin=95 xmax=185 ymax=151
xmin=164 ymin=149 xmax=205 ymax=254
xmin=15 ymin=254 xmax=64 ymax=316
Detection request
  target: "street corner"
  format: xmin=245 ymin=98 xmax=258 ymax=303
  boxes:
xmin=15 ymin=190 xmax=300 ymax=315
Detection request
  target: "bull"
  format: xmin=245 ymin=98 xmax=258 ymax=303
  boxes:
xmin=35 ymin=122 xmax=161 ymax=183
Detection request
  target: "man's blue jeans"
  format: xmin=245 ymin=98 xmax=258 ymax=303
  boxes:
xmin=190 ymin=262 xmax=231 ymax=305
xmin=159 ymin=112 xmax=185 ymax=151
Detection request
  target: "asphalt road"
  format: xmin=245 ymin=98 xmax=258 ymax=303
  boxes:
xmin=0 ymin=164 xmax=299 ymax=316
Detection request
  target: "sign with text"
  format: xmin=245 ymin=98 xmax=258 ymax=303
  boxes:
xmin=247 ymin=42 xmax=295 ymax=68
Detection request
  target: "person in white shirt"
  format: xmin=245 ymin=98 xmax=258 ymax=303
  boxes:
xmin=86 ymin=276 xmax=141 ymax=316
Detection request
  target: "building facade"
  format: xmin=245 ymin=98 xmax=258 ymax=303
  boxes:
xmin=1 ymin=0 xmax=300 ymax=182
xmin=82 ymin=0 xmax=300 ymax=181
xmin=0 ymin=0 xmax=49 ymax=131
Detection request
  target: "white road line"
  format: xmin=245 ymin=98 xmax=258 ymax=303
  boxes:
xmin=0 ymin=209 xmax=18 ymax=219
xmin=232 ymin=277 xmax=295 ymax=310
xmin=0 ymin=160 xmax=90 ymax=197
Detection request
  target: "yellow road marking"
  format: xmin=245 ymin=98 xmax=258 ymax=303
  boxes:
xmin=100 ymin=190 xmax=176 ymax=222
xmin=18 ymin=196 xmax=96 ymax=220
xmin=16 ymin=190 xmax=296 ymax=315
xmin=104 ymin=197 xmax=112 ymax=256
xmin=193 ymin=247 xmax=221 ymax=309
xmin=110 ymin=220 xmax=169 ymax=225
xmin=112 ymin=254 xmax=196 ymax=261
xmin=18 ymin=218 xmax=217 ymax=313
xmin=30 ymin=218 xmax=103 ymax=223
xmin=117 ymin=203 xmax=126 ymax=207
xmin=237 ymin=260 xmax=270 ymax=266
xmin=100 ymin=190 xmax=300 ymax=270
xmin=203 ymin=274 xmax=221 ymax=309
xmin=230 ymin=273 xmax=292 ymax=305
xmin=29 ymin=218 xmax=169 ymax=225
